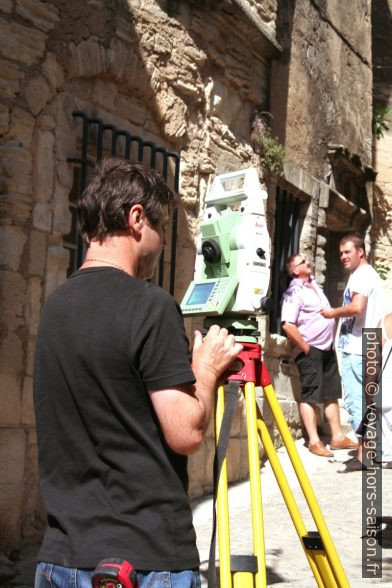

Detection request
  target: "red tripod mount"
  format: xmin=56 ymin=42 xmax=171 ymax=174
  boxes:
xmin=225 ymin=341 xmax=272 ymax=387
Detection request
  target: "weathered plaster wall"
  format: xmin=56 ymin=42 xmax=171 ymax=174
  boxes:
xmin=271 ymin=0 xmax=373 ymax=177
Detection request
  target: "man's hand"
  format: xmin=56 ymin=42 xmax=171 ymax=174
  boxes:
xmin=321 ymin=294 xmax=367 ymax=320
xmin=320 ymin=307 xmax=336 ymax=319
xmin=282 ymin=322 xmax=310 ymax=355
xmin=192 ymin=325 xmax=243 ymax=384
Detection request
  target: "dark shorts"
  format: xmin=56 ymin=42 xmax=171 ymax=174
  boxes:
xmin=295 ymin=346 xmax=342 ymax=405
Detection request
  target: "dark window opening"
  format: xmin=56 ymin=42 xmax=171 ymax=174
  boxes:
xmin=66 ymin=111 xmax=180 ymax=294
xmin=329 ymin=157 xmax=370 ymax=214
xmin=269 ymin=187 xmax=303 ymax=334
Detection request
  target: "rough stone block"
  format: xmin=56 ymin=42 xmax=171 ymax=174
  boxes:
xmin=0 ymin=192 xmax=35 ymax=225
xmin=54 ymin=125 xmax=76 ymax=164
xmin=68 ymin=40 xmax=108 ymax=79
xmin=0 ymin=225 xmax=27 ymax=271
xmin=279 ymin=399 xmax=301 ymax=433
xmin=47 ymin=243 xmax=69 ymax=271
xmin=41 ymin=51 xmax=64 ymax=92
xmin=0 ymin=334 xmax=24 ymax=375
xmin=25 ymin=337 xmax=36 ymax=377
xmin=56 ymin=162 xmax=74 ymax=189
xmin=21 ymin=432 xmax=46 ymax=540
xmin=0 ymin=373 xmax=22 ymax=425
xmin=16 ymin=0 xmax=59 ymax=32
xmin=0 ymin=484 xmax=22 ymax=548
xmin=0 ymin=58 xmax=24 ymax=99
xmin=115 ymin=93 xmax=147 ymax=126
xmin=37 ymin=114 xmax=56 ymax=131
xmin=53 ymin=185 xmax=72 ymax=236
xmin=21 ymin=376 xmax=35 ymax=427
xmin=28 ymin=230 xmax=47 ymax=276
xmin=188 ymin=445 xmax=208 ymax=489
xmin=25 ymin=276 xmax=43 ymax=337
xmin=230 ymin=393 xmax=244 ymax=438
xmin=92 ymin=79 xmax=117 ymax=111
xmin=0 ymin=17 xmax=46 ymax=66
xmin=44 ymin=267 xmax=59 ymax=300
xmin=35 ymin=129 xmax=55 ymax=202
xmin=44 ymin=246 xmax=69 ymax=298
xmin=155 ymin=89 xmax=187 ymax=140
xmin=5 ymin=107 xmax=35 ymax=148
xmin=0 ymin=102 xmax=9 ymax=134
xmin=0 ymin=0 xmax=12 ymax=13
xmin=227 ymin=438 xmax=241 ymax=481
xmin=24 ymin=73 xmax=54 ymax=116
xmin=0 ymin=143 xmax=33 ymax=194
xmin=32 ymin=202 xmax=52 ymax=232
xmin=272 ymin=371 xmax=295 ymax=401
xmin=0 ymin=429 xmax=26 ymax=485
xmin=0 ymin=270 xmax=26 ymax=334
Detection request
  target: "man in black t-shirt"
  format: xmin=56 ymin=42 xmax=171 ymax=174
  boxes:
xmin=34 ymin=158 xmax=243 ymax=588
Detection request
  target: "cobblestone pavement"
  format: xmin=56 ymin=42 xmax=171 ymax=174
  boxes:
xmin=192 ymin=439 xmax=392 ymax=587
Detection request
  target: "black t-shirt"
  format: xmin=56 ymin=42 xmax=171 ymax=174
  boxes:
xmin=33 ymin=267 xmax=198 ymax=570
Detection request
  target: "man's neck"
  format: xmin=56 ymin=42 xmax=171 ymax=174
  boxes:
xmin=351 ymin=258 xmax=368 ymax=273
xmin=81 ymin=237 xmax=137 ymax=276
xmin=295 ymin=274 xmax=312 ymax=283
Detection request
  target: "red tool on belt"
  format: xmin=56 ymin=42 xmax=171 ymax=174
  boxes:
xmin=92 ymin=558 xmax=138 ymax=588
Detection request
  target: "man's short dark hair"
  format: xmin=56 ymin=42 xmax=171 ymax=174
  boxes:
xmin=77 ymin=158 xmax=176 ymax=243
xmin=340 ymin=233 xmax=366 ymax=253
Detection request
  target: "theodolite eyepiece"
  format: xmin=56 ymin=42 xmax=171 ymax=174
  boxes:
xmin=202 ymin=239 xmax=221 ymax=263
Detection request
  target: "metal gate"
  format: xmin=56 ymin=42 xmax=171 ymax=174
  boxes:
xmin=66 ymin=111 xmax=180 ymax=294
xmin=270 ymin=186 xmax=301 ymax=334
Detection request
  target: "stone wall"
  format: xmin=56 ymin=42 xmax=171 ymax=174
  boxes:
xmin=371 ymin=0 xmax=392 ymax=299
xmin=271 ymin=0 xmax=373 ymax=178
xmin=0 ymin=0 xmax=281 ymax=554
xmin=0 ymin=0 xmax=385 ymax=570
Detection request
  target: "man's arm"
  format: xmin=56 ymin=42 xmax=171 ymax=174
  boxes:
xmin=320 ymin=293 xmax=367 ymax=319
xmin=281 ymin=322 xmax=310 ymax=355
xmin=149 ymin=325 xmax=243 ymax=456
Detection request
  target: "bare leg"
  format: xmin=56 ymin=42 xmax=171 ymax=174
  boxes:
xmin=324 ymin=399 xmax=345 ymax=443
xmin=299 ymin=402 xmax=320 ymax=445
xmin=357 ymin=438 xmax=363 ymax=461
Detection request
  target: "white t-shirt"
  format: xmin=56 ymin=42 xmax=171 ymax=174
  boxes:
xmin=338 ymin=264 xmax=383 ymax=355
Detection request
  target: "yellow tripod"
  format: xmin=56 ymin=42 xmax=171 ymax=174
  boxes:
xmin=211 ymin=341 xmax=349 ymax=588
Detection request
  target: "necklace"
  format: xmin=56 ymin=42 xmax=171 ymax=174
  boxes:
xmin=84 ymin=258 xmax=127 ymax=273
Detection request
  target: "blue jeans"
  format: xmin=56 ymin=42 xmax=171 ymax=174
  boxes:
xmin=341 ymin=352 xmax=364 ymax=435
xmin=35 ymin=562 xmax=201 ymax=588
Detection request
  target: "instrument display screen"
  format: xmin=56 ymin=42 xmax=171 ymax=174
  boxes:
xmin=187 ymin=282 xmax=215 ymax=305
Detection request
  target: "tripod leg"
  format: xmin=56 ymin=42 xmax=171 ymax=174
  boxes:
xmin=233 ymin=571 xmax=254 ymax=588
xmin=244 ymin=382 xmax=267 ymax=588
xmin=257 ymin=413 xmax=331 ymax=587
xmin=216 ymin=384 xmax=233 ymax=588
xmin=262 ymin=383 xmax=350 ymax=588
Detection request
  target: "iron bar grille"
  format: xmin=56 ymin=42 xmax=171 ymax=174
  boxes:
xmin=269 ymin=186 xmax=301 ymax=334
xmin=66 ymin=111 xmax=180 ymax=295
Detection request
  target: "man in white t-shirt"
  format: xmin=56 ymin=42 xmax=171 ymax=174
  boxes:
xmin=321 ymin=234 xmax=383 ymax=473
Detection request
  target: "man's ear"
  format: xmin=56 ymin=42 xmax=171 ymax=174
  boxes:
xmin=128 ymin=204 xmax=145 ymax=234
